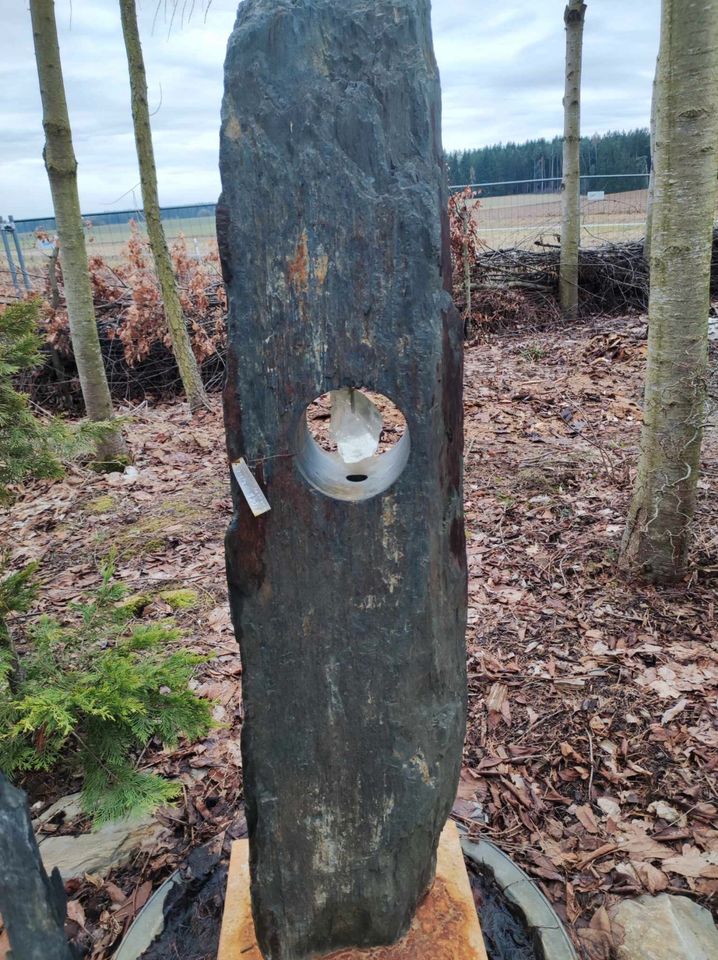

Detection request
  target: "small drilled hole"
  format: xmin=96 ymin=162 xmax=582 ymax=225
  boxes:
xmin=346 ymin=474 xmax=368 ymax=483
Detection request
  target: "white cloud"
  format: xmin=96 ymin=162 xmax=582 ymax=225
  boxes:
xmin=0 ymin=0 xmax=659 ymax=218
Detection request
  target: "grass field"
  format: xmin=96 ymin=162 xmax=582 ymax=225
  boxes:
xmin=471 ymin=187 xmax=648 ymax=249
xmin=14 ymin=215 xmax=219 ymax=275
xmin=10 ymin=189 xmax=649 ymax=279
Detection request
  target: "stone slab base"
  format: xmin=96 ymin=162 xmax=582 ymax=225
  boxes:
xmin=218 ymin=821 xmax=487 ymax=960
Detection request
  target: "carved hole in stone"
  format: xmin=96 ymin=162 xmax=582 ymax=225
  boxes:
xmin=306 ymin=389 xmax=407 ymax=456
xmin=296 ymin=388 xmax=410 ymax=502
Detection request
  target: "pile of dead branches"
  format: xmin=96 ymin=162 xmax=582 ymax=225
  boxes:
xmin=20 ymin=231 xmax=227 ymax=412
xmin=28 ymin=327 xmax=226 ymax=414
xmin=475 ymin=240 xmax=649 ymax=315
xmin=468 ymin=228 xmax=718 ymax=331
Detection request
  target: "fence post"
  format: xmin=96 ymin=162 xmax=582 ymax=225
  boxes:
xmin=0 ymin=217 xmax=21 ymax=296
xmin=8 ymin=217 xmax=32 ymax=291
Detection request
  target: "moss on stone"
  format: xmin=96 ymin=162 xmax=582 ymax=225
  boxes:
xmin=159 ymin=588 xmax=201 ymax=610
xmin=117 ymin=593 xmax=152 ymax=615
xmin=85 ymin=495 xmax=116 ymax=514
xmin=159 ymin=499 xmax=204 ymax=518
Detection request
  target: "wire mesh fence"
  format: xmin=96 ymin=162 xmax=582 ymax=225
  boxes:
xmin=451 ymin=173 xmax=651 ymax=251
xmin=1 ymin=204 xmax=219 ymax=296
xmin=2 ymin=174 xmax=654 ymax=296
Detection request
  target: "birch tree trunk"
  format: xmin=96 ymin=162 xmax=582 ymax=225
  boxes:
xmin=620 ymin=0 xmax=718 ymax=583
xmin=644 ymin=56 xmax=660 ymax=261
xmin=461 ymin=196 xmax=472 ymax=323
xmin=559 ymin=1 xmax=587 ymax=321
xmin=29 ymin=0 xmax=127 ymax=467
xmin=119 ymin=0 xmax=209 ymax=413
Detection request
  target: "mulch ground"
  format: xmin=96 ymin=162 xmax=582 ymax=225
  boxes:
xmin=1 ymin=315 xmax=716 ymax=959
xmin=460 ymin=319 xmax=717 ymax=957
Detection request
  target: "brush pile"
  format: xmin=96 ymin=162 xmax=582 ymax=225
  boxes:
xmin=465 ymin=228 xmax=718 ymax=333
xmin=9 ymin=221 xmax=718 ymax=408
xmin=20 ymin=227 xmax=227 ymax=412
xmin=476 ymin=240 xmax=649 ymax=314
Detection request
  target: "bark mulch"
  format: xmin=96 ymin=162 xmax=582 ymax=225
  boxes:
xmin=1 ymin=315 xmax=716 ymax=959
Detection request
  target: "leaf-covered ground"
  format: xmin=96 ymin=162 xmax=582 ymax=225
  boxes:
xmin=1 ymin=316 xmax=716 ymax=959
xmin=461 ymin=319 xmax=717 ymax=957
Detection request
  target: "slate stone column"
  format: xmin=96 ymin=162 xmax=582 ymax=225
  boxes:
xmin=218 ymin=2 xmax=467 ymax=957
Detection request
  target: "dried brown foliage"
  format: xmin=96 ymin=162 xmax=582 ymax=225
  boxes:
xmin=448 ymin=187 xmax=484 ymax=319
xmin=101 ymin=227 xmax=225 ymax=366
xmin=469 ymin=286 xmax=562 ymax=336
xmin=26 ymin=223 xmax=227 ymax=408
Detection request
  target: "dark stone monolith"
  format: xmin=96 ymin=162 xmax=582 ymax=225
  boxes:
xmin=0 ymin=774 xmax=78 ymax=960
xmin=218 ymin=2 xmax=467 ymax=958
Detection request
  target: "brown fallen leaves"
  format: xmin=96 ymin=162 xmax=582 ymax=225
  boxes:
xmin=1 ymin=317 xmax=717 ymax=959
xmin=0 ymin=397 xmax=242 ymax=958
xmin=460 ymin=318 xmax=718 ymax=956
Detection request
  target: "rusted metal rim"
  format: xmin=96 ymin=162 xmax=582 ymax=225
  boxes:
xmin=461 ymin=836 xmax=578 ymax=960
xmin=113 ymin=870 xmax=183 ymax=960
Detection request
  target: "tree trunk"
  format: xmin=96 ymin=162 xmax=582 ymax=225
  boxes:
xmin=0 ymin=616 xmax=26 ymax=694
xmin=644 ymin=55 xmax=660 ymax=261
xmin=29 ymin=0 xmax=127 ymax=468
xmin=119 ymin=0 xmax=209 ymax=414
xmin=47 ymin=246 xmax=74 ymax=407
xmin=620 ymin=0 xmax=718 ymax=583
xmin=559 ymin=1 xmax=587 ymax=321
xmin=461 ymin=197 xmax=472 ymax=322
xmin=0 ymin=774 xmax=77 ymax=960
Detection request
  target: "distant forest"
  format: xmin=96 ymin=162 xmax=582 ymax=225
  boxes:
xmin=446 ymin=129 xmax=651 ymax=195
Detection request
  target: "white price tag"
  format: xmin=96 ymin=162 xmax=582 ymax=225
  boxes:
xmin=232 ymin=458 xmax=271 ymax=517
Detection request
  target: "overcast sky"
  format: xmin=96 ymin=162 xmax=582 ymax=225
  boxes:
xmin=1 ymin=0 xmax=660 ymax=219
